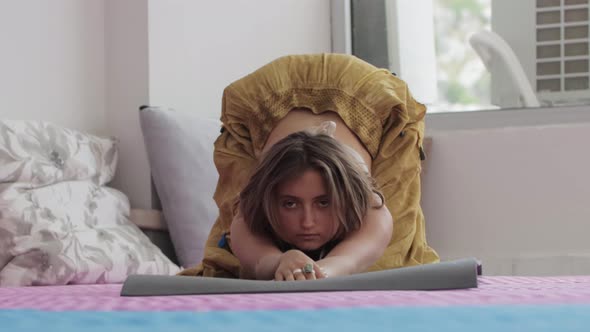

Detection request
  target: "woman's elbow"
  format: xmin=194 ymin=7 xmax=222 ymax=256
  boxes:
xmin=376 ymin=207 xmax=393 ymax=249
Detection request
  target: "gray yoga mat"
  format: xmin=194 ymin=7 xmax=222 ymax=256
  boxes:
xmin=121 ymin=258 xmax=480 ymax=296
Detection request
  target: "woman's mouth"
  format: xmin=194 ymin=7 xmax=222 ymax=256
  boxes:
xmin=297 ymin=234 xmax=320 ymax=241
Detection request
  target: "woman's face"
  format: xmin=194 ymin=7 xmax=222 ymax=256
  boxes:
xmin=274 ymin=169 xmax=340 ymax=251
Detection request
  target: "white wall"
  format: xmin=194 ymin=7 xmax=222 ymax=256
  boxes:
xmin=104 ymin=0 xmax=150 ymax=209
xmin=147 ymin=0 xmax=332 ymax=118
xmin=0 ymin=0 xmax=105 ymax=135
xmin=423 ymin=106 xmax=590 ymax=275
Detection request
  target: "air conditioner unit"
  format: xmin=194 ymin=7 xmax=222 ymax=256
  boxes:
xmin=492 ymin=0 xmax=589 ymax=107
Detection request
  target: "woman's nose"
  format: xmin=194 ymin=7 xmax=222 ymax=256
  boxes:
xmin=301 ymin=205 xmax=315 ymax=228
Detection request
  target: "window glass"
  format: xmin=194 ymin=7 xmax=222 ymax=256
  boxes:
xmin=432 ymin=0 xmax=492 ymax=112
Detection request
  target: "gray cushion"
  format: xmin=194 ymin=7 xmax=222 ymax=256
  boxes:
xmin=139 ymin=107 xmax=221 ymax=268
xmin=121 ymin=258 xmax=480 ymax=296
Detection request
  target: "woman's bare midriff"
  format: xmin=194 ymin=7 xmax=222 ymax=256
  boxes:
xmin=261 ymin=108 xmax=372 ymax=172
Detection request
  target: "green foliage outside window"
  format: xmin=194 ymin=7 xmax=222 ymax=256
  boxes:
xmin=434 ymin=0 xmax=492 ymax=110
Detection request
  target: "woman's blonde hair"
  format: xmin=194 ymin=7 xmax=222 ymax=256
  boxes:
xmin=239 ymin=130 xmax=384 ymax=241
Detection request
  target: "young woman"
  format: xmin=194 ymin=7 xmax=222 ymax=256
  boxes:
xmin=232 ymin=122 xmax=391 ymax=280
xmin=179 ymin=53 xmax=439 ymax=279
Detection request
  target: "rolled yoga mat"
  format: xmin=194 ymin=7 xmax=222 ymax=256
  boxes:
xmin=121 ymin=258 xmax=480 ymax=296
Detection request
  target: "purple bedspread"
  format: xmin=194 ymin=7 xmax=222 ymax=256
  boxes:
xmin=2 ymin=276 xmax=590 ymax=312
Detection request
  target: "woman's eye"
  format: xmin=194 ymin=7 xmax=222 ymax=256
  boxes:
xmin=317 ymin=200 xmax=330 ymax=208
xmin=282 ymin=201 xmax=297 ymax=209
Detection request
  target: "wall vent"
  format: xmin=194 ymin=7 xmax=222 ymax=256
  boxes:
xmin=536 ymin=0 xmax=590 ymax=102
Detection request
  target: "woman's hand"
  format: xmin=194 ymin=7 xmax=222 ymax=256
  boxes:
xmin=274 ymin=250 xmax=327 ymax=281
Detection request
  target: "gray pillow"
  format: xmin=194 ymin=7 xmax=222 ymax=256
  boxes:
xmin=139 ymin=107 xmax=221 ymax=268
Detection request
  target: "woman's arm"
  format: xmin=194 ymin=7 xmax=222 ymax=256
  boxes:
xmin=229 ymin=214 xmax=282 ymax=279
xmin=317 ymin=196 xmax=393 ymax=277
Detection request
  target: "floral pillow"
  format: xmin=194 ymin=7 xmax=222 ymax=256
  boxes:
xmin=0 ymin=120 xmax=179 ymax=286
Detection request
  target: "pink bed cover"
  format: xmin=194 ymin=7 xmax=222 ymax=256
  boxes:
xmin=2 ymin=276 xmax=590 ymax=312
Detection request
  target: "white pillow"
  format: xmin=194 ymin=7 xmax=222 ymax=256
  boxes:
xmin=139 ymin=107 xmax=220 ymax=268
xmin=0 ymin=120 xmax=179 ymax=286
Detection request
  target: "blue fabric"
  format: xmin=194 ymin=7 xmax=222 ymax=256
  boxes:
xmin=2 ymin=305 xmax=590 ymax=332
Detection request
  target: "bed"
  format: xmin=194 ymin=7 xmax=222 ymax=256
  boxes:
xmin=2 ymin=276 xmax=590 ymax=331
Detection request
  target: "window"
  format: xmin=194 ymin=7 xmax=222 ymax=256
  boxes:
xmin=337 ymin=0 xmax=590 ymax=113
